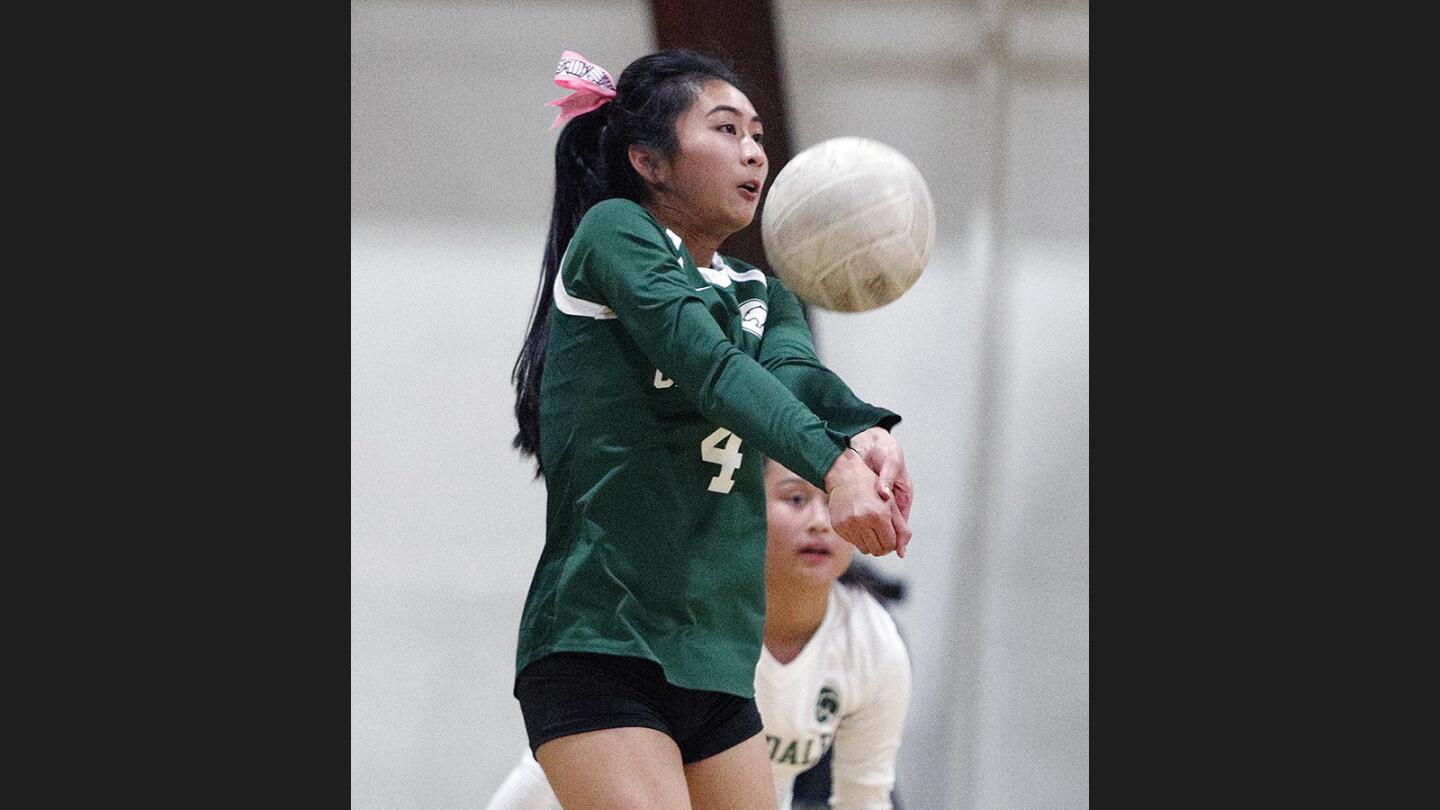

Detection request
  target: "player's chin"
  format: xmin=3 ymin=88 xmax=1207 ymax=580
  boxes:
xmin=790 ymin=565 xmax=836 ymax=586
xmin=728 ymin=199 xmax=758 ymax=226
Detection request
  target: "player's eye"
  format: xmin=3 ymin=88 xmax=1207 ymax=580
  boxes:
xmin=719 ymin=123 xmax=737 ymax=134
xmin=753 ymin=132 xmax=765 ymax=145
xmin=788 ymin=493 xmax=807 ymax=506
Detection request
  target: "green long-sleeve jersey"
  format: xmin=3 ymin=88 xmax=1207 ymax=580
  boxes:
xmin=517 ymin=198 xmax=899 ymax=697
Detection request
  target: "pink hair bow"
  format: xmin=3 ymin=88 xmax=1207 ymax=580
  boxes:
xmin=547 ymin=50 xmax=617 ymax=130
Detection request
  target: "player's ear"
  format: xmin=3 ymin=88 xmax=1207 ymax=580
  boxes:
xmin=629 ymin=145 xmax=668 ymax=190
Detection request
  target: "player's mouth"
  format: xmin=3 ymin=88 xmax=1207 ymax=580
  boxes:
xmin=797 ymin=542 xmax=831 ymax=563
xmin=738 ymin=180 xmax=761 ymax=201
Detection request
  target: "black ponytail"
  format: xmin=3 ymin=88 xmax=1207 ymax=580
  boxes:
xmin=510 ymin=111 xmax=609 ymax=473
xmin=511 ymin=50 xmax=744 ymax=475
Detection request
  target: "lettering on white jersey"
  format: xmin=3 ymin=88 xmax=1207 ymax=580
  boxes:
xmin=739 ymin=299 xmax=768 ymax=337
xmin=766 ymin=732 xmax=835 ymax=767
xmin=653 ymin=370 xmax=674 ymax=389
xmin=761 ymin=681 xmax=843 ymax=768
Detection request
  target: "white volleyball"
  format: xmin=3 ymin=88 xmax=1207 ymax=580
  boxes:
xmin=761 ymin=137 xmax=935 ymax=312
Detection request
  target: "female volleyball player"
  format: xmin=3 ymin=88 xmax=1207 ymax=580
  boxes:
xmin=508 ymin=48 xmax=914 ymax=809
xmin=487 ymin=460 xmax=912 ymax=810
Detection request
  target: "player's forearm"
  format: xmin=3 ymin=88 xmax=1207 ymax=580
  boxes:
xmin=767 ymin=359 xmax=900 ymax=437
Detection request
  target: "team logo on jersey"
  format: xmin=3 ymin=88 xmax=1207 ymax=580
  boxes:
xmin=816 ymin=684 xmax=840 ymax=723
xmin=738 ymin=299 xmax=767 ymax=338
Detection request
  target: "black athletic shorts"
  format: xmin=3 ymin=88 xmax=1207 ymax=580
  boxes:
xmin=514 ymin=651 xmax=763 ymax=764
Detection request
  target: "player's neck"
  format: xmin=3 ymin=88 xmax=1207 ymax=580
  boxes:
xmin=643 ymin=202 xmax=722 ymax=268
xmin=763 ymin=579 xmax=830 ymax=664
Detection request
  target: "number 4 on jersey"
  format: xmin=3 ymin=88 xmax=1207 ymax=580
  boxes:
xmin=701 ymin=427 xmax=743 ymax=493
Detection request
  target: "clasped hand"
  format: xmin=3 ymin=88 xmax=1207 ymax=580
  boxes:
xmin=823 ymin=428 xmax=914 ymax=557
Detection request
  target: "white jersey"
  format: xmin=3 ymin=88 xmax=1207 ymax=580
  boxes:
xmin=484 ymin=582 xmax=911 ymax=810
xmin=758 ymin=583 xmax=911 ymax=809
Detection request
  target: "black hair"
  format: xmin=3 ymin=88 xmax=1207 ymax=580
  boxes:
xmin=511 ymin=49 xmax=745 ymax=475
xmin=838 ymin=557 xmax=908 ymax=608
